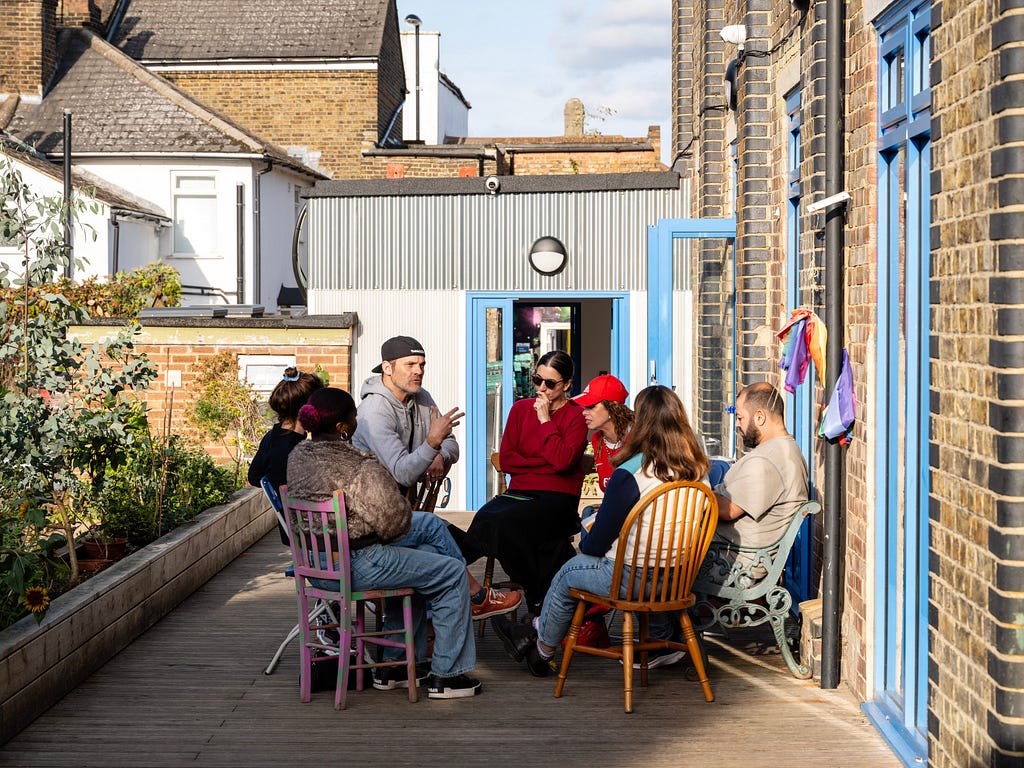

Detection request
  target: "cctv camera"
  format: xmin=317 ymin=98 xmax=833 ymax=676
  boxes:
xmin=720 ymin=24 xmax=747 ymax=49
xmin=485 ymin=176 xmax=500 ymax=193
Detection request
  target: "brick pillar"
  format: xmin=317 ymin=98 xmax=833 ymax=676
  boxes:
xmin=0 ymin=0 xmax=58 ymax=98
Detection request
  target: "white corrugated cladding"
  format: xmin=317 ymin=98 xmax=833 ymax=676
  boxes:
xmin=306 ymin=186 xmax=685 ymax=292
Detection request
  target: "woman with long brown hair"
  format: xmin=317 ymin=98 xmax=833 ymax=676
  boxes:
xmin=492 ymin=385 xmax=709 ymax=676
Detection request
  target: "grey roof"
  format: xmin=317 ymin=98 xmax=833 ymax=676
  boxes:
xmin=111 ymin=0 xmax=389 ymax=62
xmin=7 ymin=28 xmax=323 ymax=178
xmin=306 ymin=172 xmax=681 ymax=199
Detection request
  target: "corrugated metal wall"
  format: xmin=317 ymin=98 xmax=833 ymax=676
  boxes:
xmin=307 ymin=187 xmax=684 ymax=292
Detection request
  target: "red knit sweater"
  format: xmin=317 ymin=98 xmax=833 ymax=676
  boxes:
xmin=499 ymin=398 xmax=588 ymax=496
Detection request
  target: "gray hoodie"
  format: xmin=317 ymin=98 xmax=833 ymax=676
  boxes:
xmin=351 ymin=375 xmax=460 ymax=488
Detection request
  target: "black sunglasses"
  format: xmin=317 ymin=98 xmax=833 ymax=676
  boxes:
xmin=532 ymin=374 xmax=564 ymax=389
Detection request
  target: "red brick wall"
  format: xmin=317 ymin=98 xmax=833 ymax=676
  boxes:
xmin=71 ymin=322 xmax=354 ymax=466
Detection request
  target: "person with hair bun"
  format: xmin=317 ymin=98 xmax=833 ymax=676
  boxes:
xmin=286 ymin=388 xmax=481 ymax=699
xmin=248 ymin=367 xmax=324 ymax=543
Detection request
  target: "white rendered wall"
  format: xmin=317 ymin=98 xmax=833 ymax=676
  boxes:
xmin=400 ymin=30 xmax=469 ymax=144
xmin=256 ymin=169 xmax=309 ymax=310
xmin=0 ymin=158 xmax=116 ymax=279
xmin=78 ymin=158 xmax=303 ymax=308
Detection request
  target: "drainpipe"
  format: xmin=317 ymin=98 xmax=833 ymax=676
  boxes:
xmin=821 ymin=0 xmax=846 ymax=691
xmin=111 ymin=217 xmax=120 ymax=275
xmin=235 ymin=184 xmax=245 ymax=303
xmin=62 ymin=109 xmax=73 ymax=278
xmin=252 ymin=161 xmax=273 ymax=305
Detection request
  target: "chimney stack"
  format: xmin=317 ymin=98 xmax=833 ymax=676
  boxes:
xmin=564 ymin=98 xmax=584 ymax=137
xmin=0 ymin=0 xmax=59 ymax=100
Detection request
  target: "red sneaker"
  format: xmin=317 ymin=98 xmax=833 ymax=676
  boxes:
xmin=471 ymin=588 xmax=522 ymax=620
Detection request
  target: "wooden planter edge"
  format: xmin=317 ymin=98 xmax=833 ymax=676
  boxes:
xmin=0 ymin=486 xmax=273 ymax=745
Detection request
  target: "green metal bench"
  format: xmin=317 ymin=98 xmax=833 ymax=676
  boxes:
xmin=693 ymin=500 xmax=822 ymax=679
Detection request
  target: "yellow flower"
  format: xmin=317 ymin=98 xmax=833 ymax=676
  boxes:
xmin=23 ymin=586 xmax=50 ymax=614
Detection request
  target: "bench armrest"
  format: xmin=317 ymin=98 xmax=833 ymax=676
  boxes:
xmin=695 ymin=500 xmax=821 ymax=600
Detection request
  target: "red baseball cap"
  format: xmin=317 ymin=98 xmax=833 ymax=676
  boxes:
xmin=573 ymin=375 xmax=628 ymax=407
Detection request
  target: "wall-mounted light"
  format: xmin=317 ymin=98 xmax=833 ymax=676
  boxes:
xmin=529 ymin=236 xmax=568 ymax=276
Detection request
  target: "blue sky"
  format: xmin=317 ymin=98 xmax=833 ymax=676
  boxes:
xmin=395 ymin=0 xmax=672 ymax=163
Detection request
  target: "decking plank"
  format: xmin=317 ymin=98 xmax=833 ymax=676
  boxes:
xmin=3 ymin=526 xmax=900 ymax=767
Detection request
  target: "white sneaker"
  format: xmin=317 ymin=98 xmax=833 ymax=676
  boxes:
xmin=632 ymin=649 xmax=686 ymax=669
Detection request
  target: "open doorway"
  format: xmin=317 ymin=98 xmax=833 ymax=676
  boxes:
xmin=468 ymin=292 xmax=628 ymax=507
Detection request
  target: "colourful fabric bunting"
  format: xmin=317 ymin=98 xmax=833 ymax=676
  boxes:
xmin=819 ymin=349 xmax=856 ymax=444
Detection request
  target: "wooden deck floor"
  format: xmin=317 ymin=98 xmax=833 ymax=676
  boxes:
xmin=4 ymin=515 xmax=900 ymax=768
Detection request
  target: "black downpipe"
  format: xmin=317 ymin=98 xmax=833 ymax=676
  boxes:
xmin=111 ymin=218 xmax=120 ymax=275
xmin=821 ymin=0 xmax=846 ymax=690
xmin=62 ymin=109 xmax=73 ymax=279
xmin=236 ymin=184 xmax=245 ymax=303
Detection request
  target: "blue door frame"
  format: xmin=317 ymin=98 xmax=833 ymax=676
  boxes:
xmin=466 ymin=291 xmax=629 ymax=509
xmin=646 ymin=218 xmax=736 ymax=391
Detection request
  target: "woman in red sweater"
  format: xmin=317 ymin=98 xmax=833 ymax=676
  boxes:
xmin=467 ymin=351 xmax=588 ymax=614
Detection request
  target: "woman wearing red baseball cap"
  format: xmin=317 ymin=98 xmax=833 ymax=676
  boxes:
xmin=574 ymin=374 xmax=632 ymax=492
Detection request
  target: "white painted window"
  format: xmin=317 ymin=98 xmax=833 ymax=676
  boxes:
xmin=172 ymin=174 xmax=218 ymax=257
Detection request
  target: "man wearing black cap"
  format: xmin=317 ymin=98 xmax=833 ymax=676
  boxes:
xmin=353 ymin=335 xmax=462 ymax=489
xmin=353 ymin=335 xmax=521 ymax=620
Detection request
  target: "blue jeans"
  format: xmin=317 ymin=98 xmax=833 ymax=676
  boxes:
xmin=390 ymin=512 xmax=466 ymax=563
xmin=314 ymin=542 xmax=475 ymax=678
xmin=536 ymin=554 xmax=678 ymax=649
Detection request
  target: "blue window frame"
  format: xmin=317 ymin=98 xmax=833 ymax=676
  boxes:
xmin=863 ymin=2 xmax=931 ymax=766
xmin=783 ymin=87 xmax=814 ymax=605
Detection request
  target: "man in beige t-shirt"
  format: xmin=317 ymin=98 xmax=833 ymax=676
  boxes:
xmin=714 ymin=383 xmax=809 ymax=576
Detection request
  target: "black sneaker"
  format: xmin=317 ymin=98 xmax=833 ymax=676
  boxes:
xmin=492 ymin=615 xmax=537 ymax=663
xmin=372 ymin=661 xmax=430 ymax=691
xmin=426 ymin=673 xmax=482 ymax=699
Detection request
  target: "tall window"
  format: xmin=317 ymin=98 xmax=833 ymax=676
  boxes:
xmin=864 ymin=2 xmax=930 ymax=765
xmin=784 ymin=86 xmax=814 ymax=603
xmin=172 ymin=174 xmax=218 ymax=257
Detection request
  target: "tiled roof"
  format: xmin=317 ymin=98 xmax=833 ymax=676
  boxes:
xmin=7 ymin=28 xmax=323 ymax=178
xmin=1 ymin=136 xmax=168 ymax=220
xmin=111 ymin=0 xmax=389 ymax=62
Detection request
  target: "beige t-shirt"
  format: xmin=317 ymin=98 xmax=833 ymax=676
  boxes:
xmin=714 ymin=435 xmax=808 ymax=551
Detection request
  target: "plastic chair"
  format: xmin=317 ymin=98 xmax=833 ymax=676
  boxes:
xmin=280 ymin=486 xmax=418 ymax=709
xmin=554 ymin=480 xmax=719 ymax=713
xmin=261 ymin=476 xmax=336 ymax=676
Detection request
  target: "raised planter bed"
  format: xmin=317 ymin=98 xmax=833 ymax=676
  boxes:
xmin=0 ymin=486 xmax=273 ymax=744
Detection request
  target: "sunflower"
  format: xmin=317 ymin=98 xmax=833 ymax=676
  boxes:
xmin=23 ymin=586 xmax=50 ymax=614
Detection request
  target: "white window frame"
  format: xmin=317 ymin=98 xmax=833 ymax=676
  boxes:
xmin=171 ymin=171 xmax=220 ymax=259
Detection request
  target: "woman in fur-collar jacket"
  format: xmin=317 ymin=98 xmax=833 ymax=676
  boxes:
xmin=284 ymin=387 xmax=481 ymax=698
xmin=286 ymin=401 xmax=410 ymax=545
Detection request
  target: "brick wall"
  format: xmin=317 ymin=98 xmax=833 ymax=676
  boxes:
xmin=70 ymin=320 xmax=354 ymax=466
xmin=683 ymin=0 xmax=1024 ymax=764
xmin=162 ymin=70 xmax=383 ymax=180
xmin=930 ymin=3 xmax=1024 ymax=766
xmin=0 ymin=0 xmax=58 ymax=98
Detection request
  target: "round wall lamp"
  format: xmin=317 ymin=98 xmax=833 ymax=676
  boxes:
xmin=528 ymin=236 xmax=568 ymax=276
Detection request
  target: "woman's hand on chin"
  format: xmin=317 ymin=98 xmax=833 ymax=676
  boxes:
xmin=534 ymin=395 xmax=552 ymax=424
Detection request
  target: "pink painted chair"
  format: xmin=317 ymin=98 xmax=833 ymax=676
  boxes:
xmin=280 ymin=486 xmax=418 ymax=709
